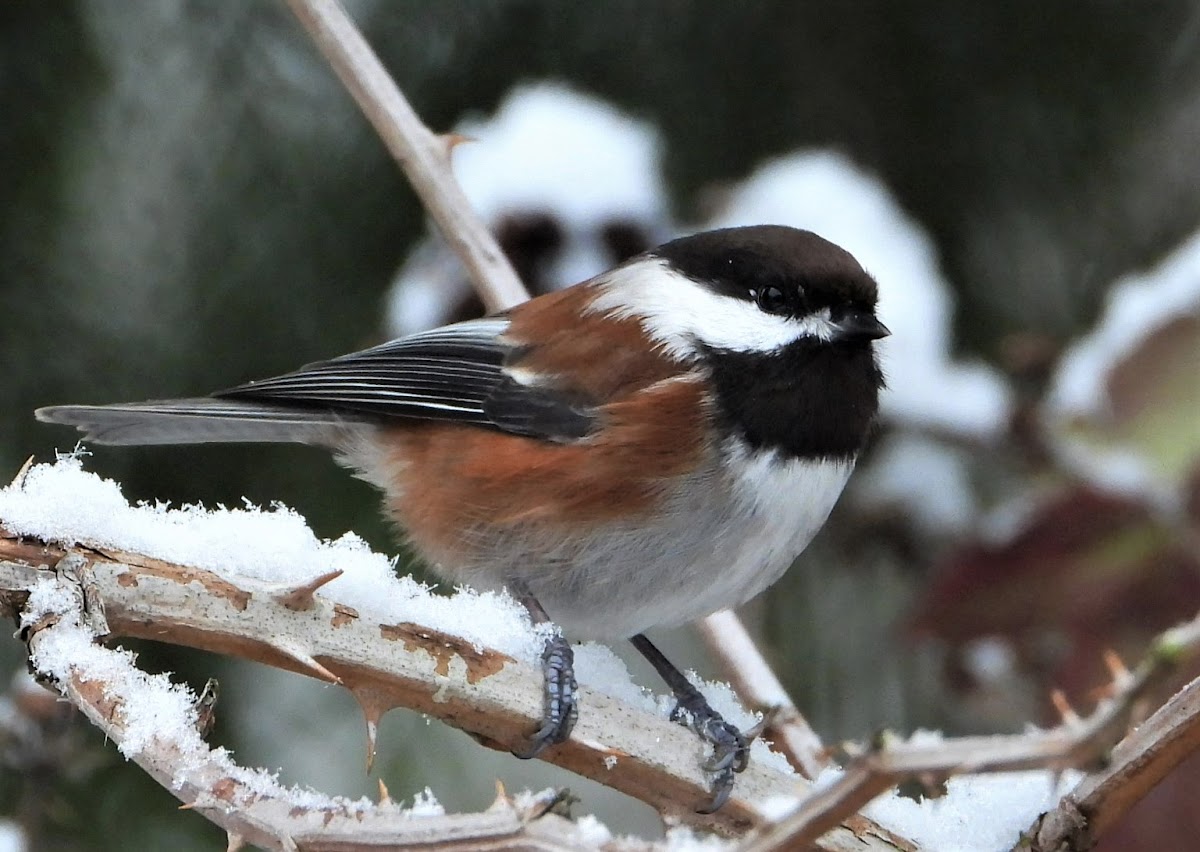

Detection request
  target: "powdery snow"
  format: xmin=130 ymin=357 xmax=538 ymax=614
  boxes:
xmin=756 ymin=755 xmax=1080 ymax=852
xmin=2 ymin=454 xmax=547 ymax=665
xmin=21 ymin=575 xmax=379 ymax=814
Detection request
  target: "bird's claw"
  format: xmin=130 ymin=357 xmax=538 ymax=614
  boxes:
xmin=512 ymin=634 xmax=577 ymax=759
xmin=670 ymin=696 xmax=751 ymax=813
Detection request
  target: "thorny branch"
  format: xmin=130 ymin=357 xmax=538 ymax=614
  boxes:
xmin=7 ymin=506 xmax=1200 ymax=851
xmin=19 ymin=595 xmax=650 ymax=852
xmin=739 ymin=612 xmax=1200 ymax=851
xmin=1026 ymin=640 xmax=1200 ymax=850
xmin=0 ymin=529 xmax=902 ymax=851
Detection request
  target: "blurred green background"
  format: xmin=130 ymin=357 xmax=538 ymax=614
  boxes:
xmin=3 ymin=1 xmax=1200 ymax=849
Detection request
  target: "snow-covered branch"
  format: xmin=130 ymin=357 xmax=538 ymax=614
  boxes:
xmin=1027 ymin=640 xmax=1200 ymax=849
xmin=20 ymin=596 xmax=616 ymax=851
xmin=0 ymin=527 xmax=808 ymax=838
xmin=7 ymin=460 xmax=1199 ymax=849
xmin=740 ymin=612 xmax=1200 ymax=850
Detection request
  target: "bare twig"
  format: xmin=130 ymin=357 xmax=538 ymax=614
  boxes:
xmin=284 ymin=0 xmax=527 ymax=312
xmin=695 ymin=610 xmax=828 ymax=779
xmin=1026 ymin=637 xmax=1200 ymax=850
xmin=741 ymin=612 xmax=1200 ymax=850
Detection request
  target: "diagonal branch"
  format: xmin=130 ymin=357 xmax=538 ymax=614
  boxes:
xmin=695 ymin=610 xmax=829 ymax=780
xmin=284 ymin=0 xmax=528 ymax=313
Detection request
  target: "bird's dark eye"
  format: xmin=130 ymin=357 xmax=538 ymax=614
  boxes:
xmin=755 ymin=286 xmax=789 ymax=315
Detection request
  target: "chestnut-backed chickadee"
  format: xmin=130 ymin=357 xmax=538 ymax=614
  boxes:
xmin=38 ymin=225 xmax=889 ymax=811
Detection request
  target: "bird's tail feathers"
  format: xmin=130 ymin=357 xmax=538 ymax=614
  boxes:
xmin=35 ymin=398 xmax=363 ymax=447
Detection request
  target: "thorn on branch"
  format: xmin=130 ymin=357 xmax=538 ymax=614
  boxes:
xmin=272 ymin=569 xmax=344 ymax=611
xmin=266 ymin=639 xmax=341 ymax=684
xmin=347 ymin=686 xmax=395 ymax=773
xmin=1052 ymin=690 xmax=1080 ymax=726
xmin=9 ymin=456 xmax=34 ymax=489
xmin=488 ymin=779 xmax=513 ymax=813
xmin=1103 ymin=649 xmax=1132 ymax=688
xmin=440 ymin=132 xmax=473 ymax=157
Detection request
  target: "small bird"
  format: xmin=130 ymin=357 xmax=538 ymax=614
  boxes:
xmin=37 ymin=225 xmax=888 ymax=811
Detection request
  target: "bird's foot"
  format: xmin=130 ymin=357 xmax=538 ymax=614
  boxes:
xmin=670 ymin=691 xmax=751 ymax=813
xmin=512 ymin=633 xmax=577 ymax=759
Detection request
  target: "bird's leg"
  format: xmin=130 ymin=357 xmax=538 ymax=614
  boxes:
xmin=630 ymin=633 xmax=750 ymax=813
xmin=508 ymin=579 xmax=578 ymax=759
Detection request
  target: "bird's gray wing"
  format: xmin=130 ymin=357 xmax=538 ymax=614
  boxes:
xmin=38 ymin=318 xmax=597 ymax=446
xmin=215 ymin=317 xmax=596 ymax=440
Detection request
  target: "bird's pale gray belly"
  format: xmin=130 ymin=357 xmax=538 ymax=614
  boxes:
xmin=454 ymin=447 xmax=855 ymax=638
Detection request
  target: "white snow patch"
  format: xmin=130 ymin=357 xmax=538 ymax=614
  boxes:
xmin=0 ymin=821 xmax=25 ymax=852
xmin=662 ymin=825 xmax=734 ymax=850
xmin=961 ymin=636 xmax=1019 ymax=685
xmin=388 ymin=81 xmax=670 ymax=335
xmin=20 ymin=580 xmax=378 ymax=814
xmin=450 ymin=82 xmax=666 ymax=230
xmin=0 ymin=455 xmax=546 ymax=665
xmin=1044 ymin=228 xmax=1200 ymax=497
xmin=574 ymin=814 xmax=614 ymax=844
xmin=1047 ymin=228 xmax=1200 ymax=418
xmin=755 ymin=793 xmax=802 ymax=821
xmin=406 ymin=787 xmax=445 ymax=817
xmin=809 ymin=761 xmax=1082 ymax=852
xmin=750 ymin=732 xmax=1083 ymax=849
xmin=854 ymin=433 xmax=978 ymax=535
xmin=573 ymin=643 xmax=656 ymax=711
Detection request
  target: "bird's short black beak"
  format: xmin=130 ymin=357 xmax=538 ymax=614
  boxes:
xmin=833 ymin=310 xmax=891 ymax=343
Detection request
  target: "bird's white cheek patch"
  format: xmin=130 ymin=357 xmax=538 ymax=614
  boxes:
xmin=585 ymin=258 xmax=837 ymax=358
